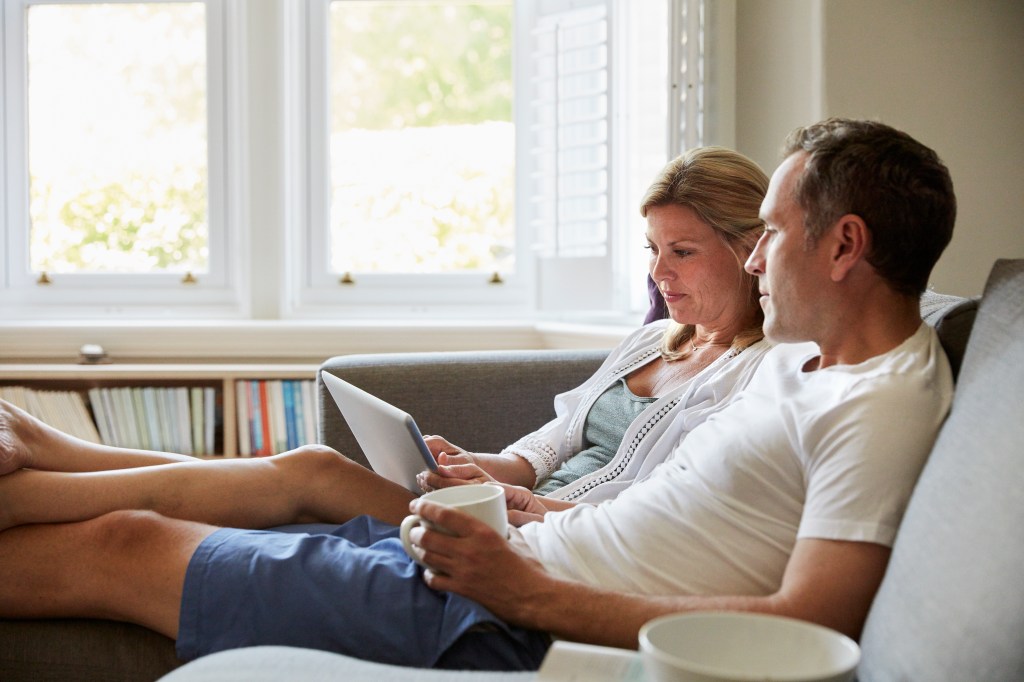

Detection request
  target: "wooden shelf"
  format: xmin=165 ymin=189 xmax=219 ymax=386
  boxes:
xmin=0 ymin=363 xmax=320 ymax=457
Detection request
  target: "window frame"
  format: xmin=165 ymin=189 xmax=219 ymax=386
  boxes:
xmin=286 ymin=0 xmax=533 ymax=319
xmin=0 ymin=0 xmax=247 ymax=319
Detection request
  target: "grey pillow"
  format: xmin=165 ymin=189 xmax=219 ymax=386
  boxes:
xmin=858 ymin=259 xmax=1024 ymax=681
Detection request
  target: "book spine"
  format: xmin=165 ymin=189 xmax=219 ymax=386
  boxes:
xmin=175 ymin=387 xmax=193 ymax=456
xmin=130 ymin=388 xmax=151 ymax=451
xmin=190 ymin=387 xmax=205 ymax=456
xmin=289 ymin=380 xmax=304 ymax=447
xmin=283 ymin=380 xmax=298 ymax=450
xmin=204 ymin=386 xmax=216 ymax=456
xmin=302 ymin=380 xmax=317 ymax=445
xmin=236 ymin=380 xmax=251 ymax=457
xmin=251 ymin=381 xmax=265 ymax=456
xmin=141 ymin=387 xmax=162 ymax=451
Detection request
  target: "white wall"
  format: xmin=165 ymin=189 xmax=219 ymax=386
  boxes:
xmin=734 ymin=0 xmax=1024 ymax=296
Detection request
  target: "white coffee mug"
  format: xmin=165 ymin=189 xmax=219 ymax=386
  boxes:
xmin=400 ymin=483 xmax=508 ymax=568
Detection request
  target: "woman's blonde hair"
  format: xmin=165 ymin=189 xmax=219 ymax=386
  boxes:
xmin=640 ymin=146 xmax=769 ymax=360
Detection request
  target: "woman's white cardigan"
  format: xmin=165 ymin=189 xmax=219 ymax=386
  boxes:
xmin=502 ymin=320 xmax=772 ymax=503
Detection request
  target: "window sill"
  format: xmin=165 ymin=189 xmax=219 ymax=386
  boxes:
xmin=0 ymin=318 xmax=635 ymax=364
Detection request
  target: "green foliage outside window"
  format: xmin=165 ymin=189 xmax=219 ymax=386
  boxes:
xmin=51 ymin=180 xmax=207 ymax=272
xmin=331 ymin=3 xmax=513 ymax=130
xmin=27 ymin=1 xmax=514 ymax=277
xmin=28 ymin=3 xmax=208 ymax=275
xmin=329 ymin=2 xmax=515 ymax=275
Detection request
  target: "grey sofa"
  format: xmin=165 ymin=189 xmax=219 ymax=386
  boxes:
xmin=1 ymin=259 xmax=1021 ymax=681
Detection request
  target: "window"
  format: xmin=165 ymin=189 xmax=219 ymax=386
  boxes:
xmin=1 ymin=0 xmax=718 ymax=322
xmin=327 ymin=1 xmax=515 ymax=277
xmin=0 ymin=0 xmax=242 ymax=317
xmin=295 ymin=0 xmax=527 ymax=316
xmin=293 ymin=0 xmax=688 ymax=317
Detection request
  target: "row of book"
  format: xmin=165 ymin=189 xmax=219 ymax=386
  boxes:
xmin=0 ymin=384 xmax=218 ymax=455
xmin=235 ymin=379 xmax=318 ymax=457
xmin=88 ymin=386 xmax=219 ymax=456
xmin=0 ymin=385 xmax=102 ymax=443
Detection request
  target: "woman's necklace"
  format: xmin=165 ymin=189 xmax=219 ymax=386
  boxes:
xmin=646 ymin=340 xmax=732 ymax=397
xmin=690 ymin=336 xmax=733 ymax=353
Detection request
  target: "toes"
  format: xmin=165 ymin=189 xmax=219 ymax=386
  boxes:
xmin=0 ymin=402 xmax=30 ymax=475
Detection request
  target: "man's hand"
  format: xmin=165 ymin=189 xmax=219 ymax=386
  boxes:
xmin=406 ymin=496 xmax=554 ymax=625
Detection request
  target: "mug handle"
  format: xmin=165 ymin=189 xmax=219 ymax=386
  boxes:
xmin=400 ymin=514 xmax=427 ymax=567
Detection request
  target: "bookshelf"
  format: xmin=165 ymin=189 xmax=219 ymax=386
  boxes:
xmin=0 ymin=363 xmax=320 ymax=457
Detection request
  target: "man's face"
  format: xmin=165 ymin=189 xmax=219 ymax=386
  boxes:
xmin=745 ymin=153 xmax=830 ymax=343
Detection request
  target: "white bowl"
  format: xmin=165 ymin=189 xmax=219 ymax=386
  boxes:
xmin=638 ymin=612 xmax=860 ymax=682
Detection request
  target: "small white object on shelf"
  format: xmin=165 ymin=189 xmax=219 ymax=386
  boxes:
xmin=78 ymin=343 xmax=110 ymax=364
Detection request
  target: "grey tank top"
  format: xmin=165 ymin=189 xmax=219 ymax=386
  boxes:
xmin=532 ymin=378 xmax=654 ymax=495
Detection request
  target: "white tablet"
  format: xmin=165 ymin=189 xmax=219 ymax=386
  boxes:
xmin=320 ymin=371 xmax=437 ymax=493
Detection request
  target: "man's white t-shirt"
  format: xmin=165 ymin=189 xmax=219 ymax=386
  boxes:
xmin=513 ymin=324 xmax=953 ymax=597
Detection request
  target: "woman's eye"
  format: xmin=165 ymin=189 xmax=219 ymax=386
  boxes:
xmin=674 ymin=250 xmax=692 ymax=258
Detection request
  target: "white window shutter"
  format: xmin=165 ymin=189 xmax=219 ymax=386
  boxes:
xmin=669 ymin=0 xmax=705 ymax=155
xmin=529 ymin=3 xmax=609 ymax=260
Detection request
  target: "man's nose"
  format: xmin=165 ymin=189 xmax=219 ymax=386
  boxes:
xmin=745 ymin=234 xmax=767 ymax=276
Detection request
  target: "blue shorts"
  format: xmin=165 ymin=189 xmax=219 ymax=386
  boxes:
xmin=176 ymin=516 xmax=550 ymax=670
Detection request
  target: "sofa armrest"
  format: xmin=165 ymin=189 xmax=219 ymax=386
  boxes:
xmin=318 ymin=349 xmax=609 ymax=470
xmin=158 ymin=645 xmax=535 ymax=682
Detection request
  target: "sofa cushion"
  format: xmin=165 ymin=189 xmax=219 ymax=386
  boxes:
xmin=0 ymin=618 xmax=180 ymax=681
xmin=920 ymin=290 xmax=978 ymax=378
xmin=858 ymin=259 xmax=1024 ymax=681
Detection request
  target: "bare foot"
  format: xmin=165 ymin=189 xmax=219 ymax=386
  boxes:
xmin=0 ymin=400 xmax=38 ymax=476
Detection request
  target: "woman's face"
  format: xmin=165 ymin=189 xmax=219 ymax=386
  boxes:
xmin=645 ymin=203 xmax=752 ymax=331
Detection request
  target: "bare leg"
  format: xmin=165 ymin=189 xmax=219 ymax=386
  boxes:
xmin=0 ymin=510 xmax=213 ymax=638
xmin=0 ymin=445 xmax=416 ymax=532
xmin=0 ymin=399 xmax=194 ymax=475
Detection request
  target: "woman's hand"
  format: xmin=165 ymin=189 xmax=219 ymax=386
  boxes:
xmin=417 ymin=452 xmax=497 ymax=492
xmin=498 ymin=483 xmax=550 ymax=526
xmin=423 ymin=435 xmax=468 ymax=460
xmin=417 ymin=438 xmax=538 ymax=492
xmin=418 ymin=436 xmax=488 ymax=492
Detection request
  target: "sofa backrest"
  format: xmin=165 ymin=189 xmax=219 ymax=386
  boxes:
xmin=319 ymin=349 xmax=609 ymax=470
xmin=858 ymin=259 xmax=1024 ymax=681
xmin=920 ymin=290 xmax=978 ymax=378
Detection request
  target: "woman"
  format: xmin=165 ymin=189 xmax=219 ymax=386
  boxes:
xmin=0 ymin=146 xmax=770 ymax=532
xmin=419 ymin=145 xmax=771 ymax=503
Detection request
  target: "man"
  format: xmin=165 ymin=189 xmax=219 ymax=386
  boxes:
xmin=412 ymin=118 xmax=956 ymax=652
xmin=0 ymin=118 xmax=957 ymax=669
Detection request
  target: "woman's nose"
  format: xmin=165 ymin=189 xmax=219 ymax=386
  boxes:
xmin=650 ymin=253 xmax=673 ymax=282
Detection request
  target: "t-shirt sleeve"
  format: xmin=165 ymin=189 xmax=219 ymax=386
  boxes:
xmin=797 ymin=376 xmax=948 ymax=546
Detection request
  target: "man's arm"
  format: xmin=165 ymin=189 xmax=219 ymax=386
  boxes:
xmin=409 ymin=500 xmax=890 ymax=646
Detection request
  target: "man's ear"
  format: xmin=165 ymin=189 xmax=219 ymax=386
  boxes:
xmin=828 ymin=214 xmax=869 ymax=282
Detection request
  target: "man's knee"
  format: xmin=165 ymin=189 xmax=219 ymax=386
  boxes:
xmin=281 ymin=444 xmax=358 ymax=478
xmin=83 ymin=509 xmax=178 ymax=553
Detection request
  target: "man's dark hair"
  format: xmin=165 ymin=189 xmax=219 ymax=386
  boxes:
xmin=783 ymin=118 xmax=956 ymax=296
